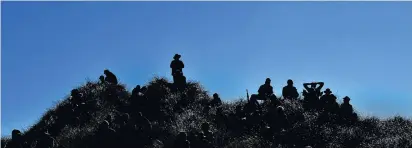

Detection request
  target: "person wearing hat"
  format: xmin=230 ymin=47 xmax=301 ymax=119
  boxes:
xmin=320 ymin=88 xmax=336 ymax=103
xmin=258 ymin=78 xmax=274 ymax=100
xmin=320 ymin=88 xmax=338 ymax=113
xmin=339 ymin=96 xmax=356 ymax=123
xmin=170 ymin=54 xmax=185 ymax=77
xmin=282 ymin=79 xmax=299 ymax=100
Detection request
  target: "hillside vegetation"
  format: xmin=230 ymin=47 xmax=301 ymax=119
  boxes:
xmin=2 ymin=76 xmax=412 ymax=148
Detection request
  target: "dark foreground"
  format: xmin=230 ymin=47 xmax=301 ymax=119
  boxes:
xmin=2 ymin=77 xmax=412 ymax=148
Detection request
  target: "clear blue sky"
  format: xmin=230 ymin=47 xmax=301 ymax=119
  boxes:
xmin=2 ymin=2 xmax=412 ymax=137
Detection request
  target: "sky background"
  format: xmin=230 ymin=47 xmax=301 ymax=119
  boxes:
xmin=2 ymin=2 xmax=412 ymax=137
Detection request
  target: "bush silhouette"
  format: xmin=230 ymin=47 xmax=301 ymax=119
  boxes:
xmin=2 ymin=76 xmax=412 ymax=148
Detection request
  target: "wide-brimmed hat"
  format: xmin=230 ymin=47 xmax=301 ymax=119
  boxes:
xmin=174 ymin=54 xmax=181 ymax=59
xmin=343 ymin=96 xmax=351 ymax=101
xmin=324 ymin=88 xmax=332 ymax=93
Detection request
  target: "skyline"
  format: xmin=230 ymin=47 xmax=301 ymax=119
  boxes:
xmin=2 ymin=2 xmax=412 ymax=137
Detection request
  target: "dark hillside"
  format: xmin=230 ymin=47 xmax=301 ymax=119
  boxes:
xmin=2 ymin=76 xmax=412 ymax=148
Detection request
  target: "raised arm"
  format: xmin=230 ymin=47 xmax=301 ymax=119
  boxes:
xmin=317 ymin=82 xmax=324 ymax=90
xmin=303 ymin=83 xmax=311 ymax=90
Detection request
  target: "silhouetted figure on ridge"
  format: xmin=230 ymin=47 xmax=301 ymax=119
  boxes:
xmin=282 ymin=79 xmax=299 ymax=100
xmin=170 ymin=54 xmax=185 ymax=76
xmin=132 ymin=85 xmax=141 ymax=97
xmin=340 ymin=96 xmax=358 ymax=124
xmin=104 ymin=69 xmax=118 ymax=85
xmin=210 ymin=93 xmax=222 ymax=107
xmin=303 ymin=82 xmax=324 ymax=98
xmin=258 ymin=78 xmax=274 ymax=100
xmin=99 ymin=75 xmax=105 ymax=83
xmin=303 ymin=82 xmax=324 ymax=111
xmin=70 ymin=89 xmax=82 ymax=102
xmin=320 ymin=88 xmax=339 ymax=114
xmin=5 ymin=129 xmax=23 ymax=148
xmin=170 ymin=54 xmax=187 ymax=91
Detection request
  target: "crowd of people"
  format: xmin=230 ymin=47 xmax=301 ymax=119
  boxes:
xmin=3 ymin=53 xmax=359 ymax=148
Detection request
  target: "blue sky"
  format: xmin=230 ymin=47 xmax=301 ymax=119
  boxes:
xmin=2 ymin=2 xmax=412 ymax=137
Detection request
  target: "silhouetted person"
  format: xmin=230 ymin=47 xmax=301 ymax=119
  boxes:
xmin=282 ymin=79 xmax=299 ymax=100
xmin=320 ymin=88 xmax=339 ymax=113
xmin=340 ymin=96 xmax=358 ymax=124
xmin=140 ymin=86 xmax=148 ymax=94
xmin=70 ymin=89 xmax=81 ymax=102
xmin=99 ymin=75 xmax=105 ymax=83
xmin=173 ymin=132 xmax=191 ymax=148
xmin=258 ymin=78 xmax=274 ymax=100
xmin=303 ymin=82 xmax=324 ymax=98
xmin=303 ymin=82 xmax=324 ymax=110
xmin=170 ymin=54 xmax=185 ymax=76
xmin=210 ymin=93 xmax=222 ymax=107
xmin=104 ymin=69 xmax=118 ymax=85
xmin=6 ymin=129 xmax=23 ymax=148
xmin=132 ymin=85 xmax=141 ymax=96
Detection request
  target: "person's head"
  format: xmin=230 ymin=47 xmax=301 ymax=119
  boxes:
xmin=213 ymin=93 xmax=219 ymax=99
xmin=135 ymin=85 xmax=141 ymax=91
xmin=104 ymin=69 xmax=109 ymax=74
xmin=71 ymin=89 xmax=79 ymax=94
xmin=12 ymin=129 xmax=21 ymax=141
xmin=265 ymin=78 xmax=271 ymax=85
xmin=287 ymin=79 xmax=293 ymax=86
xmin=99 ymin=75 xmax=104 ymax=81
xmin=343 ymin=96 xmax=351 ymax=103
xmin=174 ymin=54 xmax=181 ymax=60
xmin=324 ymin=88 xmax=332 ymax=95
